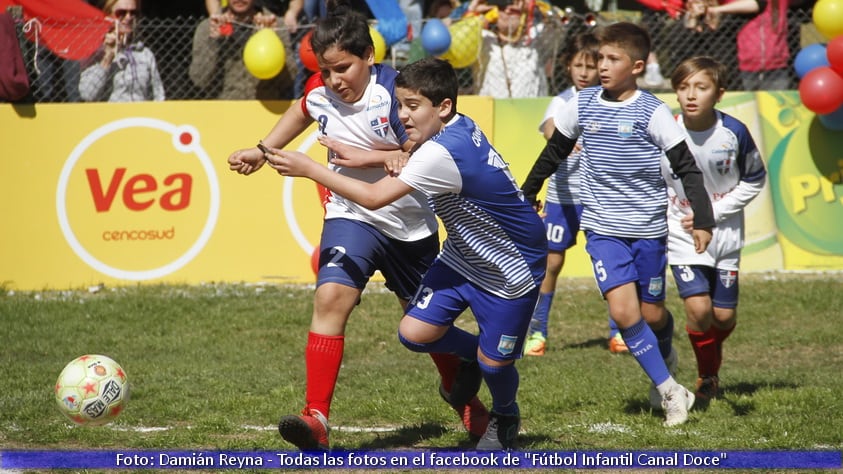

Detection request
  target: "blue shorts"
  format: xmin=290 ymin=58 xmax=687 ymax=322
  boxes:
xmin=543 ymin=202 xmax=583 ymax=252
xmin=406 ymin=262 xmax=538 ymax=362
xmin=670 ymin=265 xmax=739 ymax=309
xmin=584 ymin=231 xmax=667 ymax=303
xmin=316 ymin=218 xmax=440 ymax=301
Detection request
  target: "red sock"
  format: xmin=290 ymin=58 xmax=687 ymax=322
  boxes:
xmin=304 ymin=332 xmax=344 ymax=419
xmin=429 ymin=353 xmax=460 ymax=393
xmin=712 ymin=323 xmax=736 ymax=375
xmin=687 ymin=326 xmax=718 ymax=377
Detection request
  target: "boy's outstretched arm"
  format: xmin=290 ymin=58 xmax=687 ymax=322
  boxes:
xmin=665 ymin=141 xmax=715 ymax=252
xmin=521 ymin=128 xmax=578 ymax=208
xmin=264 ymin=148 xmax=414 ymax=210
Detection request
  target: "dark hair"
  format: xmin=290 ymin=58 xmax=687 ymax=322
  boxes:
xmin=396 ymin=57 xmax=458 ymax=112
xmin=596 ymin=22 xmax=650 ymax=63
xmin=670 ymin=56 xmax=729 ymax=91
xmin=310 ymin=3 xmax=373 ymax=59
xmin=564 ymin=31 xmax=599 ymax=67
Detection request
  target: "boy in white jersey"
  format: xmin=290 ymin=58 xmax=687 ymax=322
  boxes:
xmin=227 ymin=3 xmax=489 ymax=450
xmin=265 ymin=57 xmax=547 ymax=450
xmin=664 ymin=57 xmax=766 ymax=403
xmin=522 ymin=22 xmax=715 ymax=427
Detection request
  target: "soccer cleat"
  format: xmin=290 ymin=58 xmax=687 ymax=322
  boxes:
xmin=661 ymin=384 xmax=695 ymax=427
xmin=449 ymin=359 xmax=482 ymax=408
xmin=524 ymin=332 xmax=546 ymax=356
xmin=278 ymin=409 xmax=330 ymax=451
xmin=476 ymin=411 xmax=521 ymax=450
xmin=695 ymin=375 xmax=720 ymax=401
xmin=649 ymin=347 xmax=679 ymax=409
xmin=608 ymin=333 xmax=628 ymax=354
xmin=439 ymin=384 xmax=489 ymax=442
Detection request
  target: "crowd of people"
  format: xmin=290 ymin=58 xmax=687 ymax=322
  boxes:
xmin=1 ymin=0 xmax=815 ymax=103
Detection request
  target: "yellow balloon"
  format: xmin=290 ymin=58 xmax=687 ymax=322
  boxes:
xmin=243 ymin=28 xmax=286 ymax=80
xmin=440 ymin=16 xmax=481 ymax=69
xmin=814 ymin=0 xmax=843 ymax=40
xmin=369 ymin=26 xmax=387 ymax=63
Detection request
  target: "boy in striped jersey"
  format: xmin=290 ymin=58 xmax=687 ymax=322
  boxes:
xmin=663 ymin=57 xmax=766 ymax=403
xmin=522 ymin=22 xmax=715 ymax=427
xmin=266 ymin=57 xmax=547 ymax=449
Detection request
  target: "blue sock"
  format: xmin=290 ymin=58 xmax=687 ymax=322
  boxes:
xmin=398 ymin=325 xmax=478 ymax=360
xmin=652 ymin=310 xmax=675 ymax=359
xmin=529 ymin=291 xmax=554 ymax=338
xmin=621 ymin=318 xmax=670 ymax=386
xmin=608 ymin=314 xmax=620 ymax=338
xmin=478 ymin=359 xmax=519 ymax=415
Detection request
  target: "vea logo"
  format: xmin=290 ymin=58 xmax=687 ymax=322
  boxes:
xmin=56 ymin=118 xmax=220 ymax=281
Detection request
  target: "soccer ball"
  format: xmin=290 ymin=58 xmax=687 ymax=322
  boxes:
xmin=54 ymin=354 xmax=129 ymax=426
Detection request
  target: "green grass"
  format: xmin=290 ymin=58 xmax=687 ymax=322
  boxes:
xmin=1 ymin=274 xmax=842 ymax=466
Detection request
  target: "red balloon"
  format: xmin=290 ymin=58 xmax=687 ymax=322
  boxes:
xmin=827 ymin=35 xmax=843 ymax=76
xmin=799 ymin=66 xmax=843 ymax=114
xmin=300 ymin=30 xmax=319 ymax=72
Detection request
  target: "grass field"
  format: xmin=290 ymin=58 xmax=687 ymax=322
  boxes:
xmin=1 ymin=273 xmax=842 ymax=471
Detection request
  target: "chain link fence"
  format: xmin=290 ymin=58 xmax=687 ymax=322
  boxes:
xmin=7 ymin=6 xmax=822 ymax=103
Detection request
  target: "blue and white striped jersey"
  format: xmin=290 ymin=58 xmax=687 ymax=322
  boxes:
xmin=398 ymin=114 xmax=547 ymax=299
xmin=554 ymin=86 xmax=686 ymax=238
xmin=541 ymin=86 xmax=582 ymax=205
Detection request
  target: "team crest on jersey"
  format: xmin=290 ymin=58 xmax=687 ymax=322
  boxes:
xmin=370 ymin=116 xmax=390 ymax=137
xmin=719 ymin=270 xmax=737 ymax=288
xmin=714 ymin=146 xmax=736 ymax=175
xmin=617 ymin=120 xmax=634 ymax=138
xmin=497 ymin=335 xmax=518 ymax=356
xmin=648 ymin=277 xmax=663 ymax=296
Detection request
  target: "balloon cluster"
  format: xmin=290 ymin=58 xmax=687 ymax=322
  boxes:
xmin=796 ymin=0 xmax=843 ymax=130
xmin=418 ymin=17 xmax=482 ymax=68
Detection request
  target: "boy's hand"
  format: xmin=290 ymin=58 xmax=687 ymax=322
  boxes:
xmin=264 ymin=148 xmax=315 ymax=177
xmin=228 ymin=147 xmax=266 ymax=175
xmin=692 ymin=228 xmax=713 ymax=254
xmin=680 ymin=212 xmax=694 ymax=232
xmin=384 ymin=150 xmax=410 ymax=176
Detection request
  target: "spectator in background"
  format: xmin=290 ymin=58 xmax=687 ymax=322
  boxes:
xmin=79 ymin=0 xmax=165 ymax=101
xmin=190 ymin=0 xmax=297 ymax=100
xmin=470 ymin=0 xmax=556 ymax=98
xmin=705 ymin=0 xmax=792 ymax=90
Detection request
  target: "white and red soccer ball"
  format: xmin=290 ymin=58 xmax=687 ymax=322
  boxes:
xmin=54 ymin=354 xmax=129 ymax=426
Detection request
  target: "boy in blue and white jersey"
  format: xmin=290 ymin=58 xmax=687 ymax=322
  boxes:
xmin=522 ymin=22 xmax=715 ymax=427
xmin=664 ymin=57 xmax=766 ymax=403
xmin=265 ymin=57 xmax=547 ymax=450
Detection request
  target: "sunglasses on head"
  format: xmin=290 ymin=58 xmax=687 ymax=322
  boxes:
xmin=114 ymin=8 xmax=137 ymax=19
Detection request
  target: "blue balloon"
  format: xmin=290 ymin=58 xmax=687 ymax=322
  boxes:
xmin=819 ymin=104 xmax=843 ymax=131
xmin=421 ymin=18 xmax=451 ymax=56
xmin=794 ymin=43 xmax=830 ymax=78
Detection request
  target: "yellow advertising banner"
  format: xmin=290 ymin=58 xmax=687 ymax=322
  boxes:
xmin=0 ymin=98 xmax=492 ymax=290
xmin=1 ymin=93 xmax=841 ymax=291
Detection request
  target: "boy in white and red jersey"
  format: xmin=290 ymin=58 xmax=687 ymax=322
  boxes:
xmin=663 ymin=56 xmax=766 ymax=403
xmin=227 ymin=2 xmax=488 ymax=450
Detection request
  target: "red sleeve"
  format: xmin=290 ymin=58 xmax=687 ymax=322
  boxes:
xmin=635 ymin=0 xmax=684 ymax=18
xmin=300 ymin=72 xmax=324 ymax=115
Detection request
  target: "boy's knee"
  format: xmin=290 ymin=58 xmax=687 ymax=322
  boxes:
xmin=398 ymin=330 xmax=431 ymax=353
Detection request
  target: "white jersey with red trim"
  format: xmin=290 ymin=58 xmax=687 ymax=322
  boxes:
xmin=302 ymin=64 xmax=437 ymax=241
xmin=662 ymin=111 xmax=766 ymax=269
